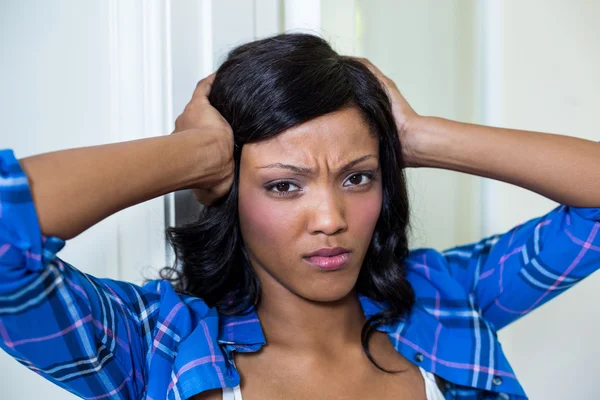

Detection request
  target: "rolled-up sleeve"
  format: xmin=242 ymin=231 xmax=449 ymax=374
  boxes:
xmin=441 ymin=205 xmax=600 ymax=331
xmin=0 ymin=149 xmax=49 ymax=293
xmin=0 ymin=149 xmax=158 ymax=399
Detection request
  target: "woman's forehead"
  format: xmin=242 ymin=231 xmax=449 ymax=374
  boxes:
xmin=241 ymin=107 xmax=379 ymax=167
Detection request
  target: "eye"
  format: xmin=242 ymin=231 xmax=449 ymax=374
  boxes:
xmin=343 ymin=173 xmax=374 ymax=187
xmin=265 ymin=180 xmax=302 ymax=196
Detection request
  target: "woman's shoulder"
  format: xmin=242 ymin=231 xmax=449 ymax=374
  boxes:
xmin=141 ymin=279 xmax=215 ymax=318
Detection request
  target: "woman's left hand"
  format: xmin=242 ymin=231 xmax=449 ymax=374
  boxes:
xmin=356 ymin=58 xmax=422 ymax=166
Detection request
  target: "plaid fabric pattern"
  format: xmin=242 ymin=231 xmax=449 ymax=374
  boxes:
xmin=1 ymin=148 xmax=598 ymax=399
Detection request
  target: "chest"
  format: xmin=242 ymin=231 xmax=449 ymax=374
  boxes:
xmin=238 ymin=367 xmax=427 ymax=399
xmin=228 ymin=347 xmax=428 ymax=400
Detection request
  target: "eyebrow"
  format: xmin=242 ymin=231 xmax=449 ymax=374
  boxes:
xmin=257 ymin=155 xmax=377 ymax=175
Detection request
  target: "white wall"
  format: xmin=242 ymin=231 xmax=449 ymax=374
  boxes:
xmin=0 ymin=0 xmax=171 ymax=397
xmin=0 ymin=2 xmax=114 ymax=398
xmin=0 ymin=1 xmax=282 ymax=398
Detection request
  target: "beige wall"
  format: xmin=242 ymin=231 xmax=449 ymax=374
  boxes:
xmin=354 ymin=0 xmax=481 ymax=251
xmin=485 ymin=2 xmax=600 ymax=399
xmin=351 ymin=1 xmax=600 ymax=399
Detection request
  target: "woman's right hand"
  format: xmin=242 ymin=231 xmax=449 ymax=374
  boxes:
xmin=173 ymin=73 xmax=234 ymax=206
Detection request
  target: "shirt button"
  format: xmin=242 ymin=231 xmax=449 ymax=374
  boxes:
xmin=492 ymin=376 xmax=503 ymax=386
xmin=414 ymin=352 xmax=424 ymax=363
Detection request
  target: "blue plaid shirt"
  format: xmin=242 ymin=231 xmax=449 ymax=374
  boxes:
xmin=1 ymin=148 xmax=599 ymax=399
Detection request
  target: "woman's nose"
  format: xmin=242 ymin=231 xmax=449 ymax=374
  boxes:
xmin=306 ymin=191 xmax=348 ymax=236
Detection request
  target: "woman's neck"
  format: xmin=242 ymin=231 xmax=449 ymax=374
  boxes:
xmin=256 ymin=285 xmax=366 ymax=353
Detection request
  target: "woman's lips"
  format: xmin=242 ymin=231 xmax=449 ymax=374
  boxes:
xmin=304 ymin=249 xmax=351 ymax=270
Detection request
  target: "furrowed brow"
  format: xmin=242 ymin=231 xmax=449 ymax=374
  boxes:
xmin=337 ymin=155 xmax=377 ymax=174
xmin=257 ymin=163 xmax=313 ymax=174
xmin=257 ymin=155 xmax=377 ymax=175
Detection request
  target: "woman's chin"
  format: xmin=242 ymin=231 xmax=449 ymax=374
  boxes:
xmin=299 ymin=282 xmax=357 ymax=303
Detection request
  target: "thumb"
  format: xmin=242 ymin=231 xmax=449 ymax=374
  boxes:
xmin=192 ymin=73 xmax=217 ymax=103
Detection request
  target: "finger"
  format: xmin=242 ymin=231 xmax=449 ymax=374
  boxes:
xmin=192 ymin=73 xmax=217 ymax=102
xmin=355 ymin=57 xmax=384 ymax=78
xmin=354 ymin=57 xmax=398 ymax=91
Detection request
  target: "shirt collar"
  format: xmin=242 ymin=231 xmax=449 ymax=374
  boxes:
xmin=217 ymin=309 xmax=266 ymax=351
xmin=217 ymin=292 xmax=393 ymax=349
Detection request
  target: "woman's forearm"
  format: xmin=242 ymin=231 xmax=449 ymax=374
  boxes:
xmin=20 ymin=130 xmax=224 ymax=240
xmin=409 ymin=116 xmax=600 ymax=208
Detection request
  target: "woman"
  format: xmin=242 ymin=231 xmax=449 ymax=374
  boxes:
xmin=0 ymin=33 xmax=598 ymax=400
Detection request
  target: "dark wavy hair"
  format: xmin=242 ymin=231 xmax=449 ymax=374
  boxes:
xmin=163 ymin=33 xmax=415 ymax=371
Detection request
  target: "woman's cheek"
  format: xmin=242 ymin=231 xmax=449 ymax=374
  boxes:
xmin=238 ymin=189 xmax=298 ymax=245
xmin=347 ymin=188 xmax=382 ymax=235
xmin=238 ymin=184 xmax=382 ymax=246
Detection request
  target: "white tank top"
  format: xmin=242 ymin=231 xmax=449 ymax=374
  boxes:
xmin=222 ymin=367 xmax=445 ymax=400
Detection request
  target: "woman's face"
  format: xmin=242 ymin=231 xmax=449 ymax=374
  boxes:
xmin=238 ymin=107 xmax=383 ymax=302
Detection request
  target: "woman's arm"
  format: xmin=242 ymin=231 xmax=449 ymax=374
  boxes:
xmin=358 ymin=57 xmax=600 ymax=207
xmin=361 ymin=58 xmax=600 ymax=331
xmin=407 ymin=117 xmax=600 ymax=208
xmin=19 ymin=75 xmax=233 ymax=240
xmin=0 ymin=74 xmax=232 ymax=398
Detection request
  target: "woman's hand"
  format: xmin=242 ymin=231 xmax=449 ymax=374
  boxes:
xmin=173 ymin=73 xmax=234 ymax=206
xmin=357 ymin=58 xmax=422 ymax=166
